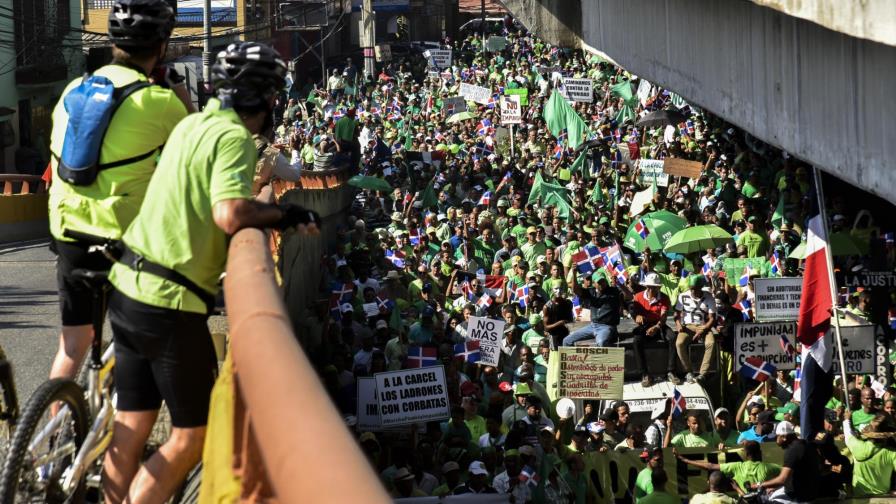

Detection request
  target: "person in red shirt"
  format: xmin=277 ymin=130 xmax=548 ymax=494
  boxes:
xmin=630 ymin=273 xmax=673 ymax=387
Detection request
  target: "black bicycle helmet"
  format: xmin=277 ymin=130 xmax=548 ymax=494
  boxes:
xmin=108 ymin=0 xmax=175 ymax=48
xmin=211 ymin=42 xmax=287 ymax=108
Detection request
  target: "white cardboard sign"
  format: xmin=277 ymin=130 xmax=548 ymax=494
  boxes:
xmin=753 ymin=277 xmax=803 ymax=321
xmin=459 ymin=82 xmax=492 ymax=105
xmin=500 ymin=95 xmax=522 ymax=125
xmin=466 ymin=316 xmax=504 ymax=366
xmin=561 ymin=78 xmax=594 ymax=103
xmin=374 ymin=366 xmax=450 ymax=427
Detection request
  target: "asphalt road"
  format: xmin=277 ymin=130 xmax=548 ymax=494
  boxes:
xmin=0 ymin=239 xmax=68 ymax=405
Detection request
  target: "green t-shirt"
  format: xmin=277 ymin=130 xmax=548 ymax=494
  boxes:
xmin=634 ymin=467 xmax=653 ymax=502
xmin=109 ymin=98 xmax=254 ymax=314
xmin=49 ymin=64 xmax=188 ymax=241
xmin=847 ymin=436 xmax=896 ymax=496
xmin=465 ymin=415 xmax=487 ymax=442
xmin=719 ymin=461 xmax=780 ymax=491
xmin=852 ymin=409 xmax=877 ymax=431
xmin=334 ymin=116 xmax=356 ymax=141
xmin=639 ymin=490 xmax=679 ymax=504
xmin=670 ymin=431 xmax=720 ymax=448
xmin=736 ymin=230 xmax=769 ymax=258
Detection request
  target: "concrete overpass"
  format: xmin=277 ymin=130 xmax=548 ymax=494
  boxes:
xmin=503 ymin=0 xmax=896 ymax=202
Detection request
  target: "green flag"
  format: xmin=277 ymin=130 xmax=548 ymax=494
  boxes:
xmin=543 ymin=191 xmax=573 ymax=220
xmin=590 ymin=177 xmax=605 ymax=205
xmin=610 ymin=80 xmax=634 ymax=102
xmin=541 ymin=91 xmax=588 ymax=149
xmin=389 ymin=303 xmax=402 ymax=332
xmin=772 ymin=196 xmax=785 ymax=228
xmin=419 ymin=180 xmax=438 ymax=209
xmin=611 ymin=80 xmax=638 ymax=125
xmin=570 ymin=151 xmax=588 ymax=175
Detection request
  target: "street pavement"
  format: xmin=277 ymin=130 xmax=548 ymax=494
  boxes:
xmin=0 ymin=239 xmax=67 ymax=404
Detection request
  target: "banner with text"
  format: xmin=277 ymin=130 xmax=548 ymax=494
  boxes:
xmin=444 ymin=96 xmax=467 ymax=115
xmin=504 ymin=87 xmax=528 ymax=106
xmin=375 ymin=366 xmax=450 ymax=427
xmin=721 ymin=257 xmax=767 ymax=286
xmin=466 ymin=316 xmax=504 ymax=366
xmin=637 ymin=159 xmax=669 ymax=187
xmin=424 ymin=49 xmax=452 ymax=69
xmin=459 ymin=82 xmax=492 ymax=105
xmin=561 ymin=78 xmax=594 ymax=103
xmin=557 ymin=347 xmax=625 ymax=399
xmin=500 ymin=95 xmax=522 ymax=125
xmin=734 ymin=321 xmax=798 ymax=370
xmin=663 ymin=157 xmax=703 ymax=179
xmin=830 ymin=325 xmax=876 ymax=375
xmin=486 ymin=36 xmax=507 ymax=52
xmin=754 ymin=277 xmax=803 ymax=321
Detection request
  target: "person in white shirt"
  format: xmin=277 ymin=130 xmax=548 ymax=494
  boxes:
xmin=673 ymin=275 xmax=717 ymax=384
xmin=492 ymin=449 xmax=531 ymax=503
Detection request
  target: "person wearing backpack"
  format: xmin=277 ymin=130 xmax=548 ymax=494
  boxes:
xmin=47 ymin=0 xmax=193 ymax=386
xmin=101 ymin=42 xmax=320 ymax=503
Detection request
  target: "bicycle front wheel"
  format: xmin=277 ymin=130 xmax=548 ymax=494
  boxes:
xmin=0 ymin=379 xmax=89 ymax=504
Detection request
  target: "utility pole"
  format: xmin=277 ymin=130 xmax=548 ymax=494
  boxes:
xmin=361 ymin=0 xmax=376 ymax=81
xmin=203 ymin=0 xmax=212 ymax=98
xmin=480 ymin=0 xmax=486 ymax=53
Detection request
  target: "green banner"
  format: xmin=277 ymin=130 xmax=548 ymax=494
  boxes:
xmin=720 ymin=257 xmax=767 ymax=286
xmin=504 ymin=87 xmax=529 ymax=106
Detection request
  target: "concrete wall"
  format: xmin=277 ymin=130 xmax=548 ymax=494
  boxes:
xmin=509 ymin=0 xmax=896 ymax=202
xmin=277 ymin=177 xmax=355 ymax=348
xmin=751 ymin=0 xmax=896 ymax=47
xmin=500 ymin=0 xmax=581 ymax=48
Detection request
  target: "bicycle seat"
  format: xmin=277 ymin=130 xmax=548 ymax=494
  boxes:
xmin=70 ymin=268 xmax=110 ymax=290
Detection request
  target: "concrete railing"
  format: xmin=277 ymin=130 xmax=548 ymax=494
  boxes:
xmin=224 ymin=227 xmax=388 ymax=502
xmin=273 ymin=169 xmax=356 ymax=346
xmin=0 ymin=174 xmax=49 ymax=243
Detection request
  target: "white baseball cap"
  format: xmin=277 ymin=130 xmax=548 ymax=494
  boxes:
xmin=774 ymin=421 xmax=795 ymax=436
xmin=468 ymin=461 xmax=489 ymax=476
xmin=642 ymin=272 xmax=661 ymax=287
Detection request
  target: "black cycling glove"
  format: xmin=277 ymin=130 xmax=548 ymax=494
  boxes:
xmin=275 ymin=203 xmax=321 ymax=231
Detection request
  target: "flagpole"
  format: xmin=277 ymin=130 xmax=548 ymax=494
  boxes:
xmin=812 ymin=166 xmax=850 ymax=403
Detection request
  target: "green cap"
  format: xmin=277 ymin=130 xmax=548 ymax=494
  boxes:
xmin=529 ymin=313 xmax=543 ymax=326
xmin=514 ymin=383 xmax=532 ymax=396
xmin=688 ymin=275 xmax=705 ymax=288
xmin=775 ymin=402 xmax=799 ymax=421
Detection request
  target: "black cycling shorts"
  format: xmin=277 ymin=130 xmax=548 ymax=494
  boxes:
xmin=54 ymin=239 xmax=113 ymax=326
xmin=108 ymin=291 xmax=218 ymax=428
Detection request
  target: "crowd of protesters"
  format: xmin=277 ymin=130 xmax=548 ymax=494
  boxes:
xmin=264 ymin=22 xmax=896 ymax=503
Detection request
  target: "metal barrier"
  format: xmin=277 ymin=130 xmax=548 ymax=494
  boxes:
xmin=224 ymin=228 xmax=388 ymax=502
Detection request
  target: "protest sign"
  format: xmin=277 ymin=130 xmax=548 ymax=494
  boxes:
xmin=557 ymin=347 xmax=625 ymax=399
xmin=486 ymin=36 xmax=507 ymax=52
xmin=636 ymin=79 xmax=653 ymax=105
xmin=459 ymin=82 xmax=491 ymax=104
xmin=875 ymin=326 xmax=891 ymax=387
xmin=424 ymin=49 xmax=452 ymax=69
xmin=841 ymin=270 xmax=896 ymax=288
xmin=444 ymin=96 xmax=467 ymax=115
xmin=500 ymin=95 xmax=522 ymax=125
xmin=830 ymin=325 xmax=876 ymax=375
xmin=357 ymin=377 xmax=386 ymax=431
xmin=466 ymin=316 xmax=504 ymax=366
xmin=734 ymin=322 xmax=798 ymax=370
xmin=504 ymin=87 xmax=528 ymax=106
xmin=753 ymin=277 xmax=803 ymax=321
xmin=663 ymin=157 xmax=703 ymax=179
xmin=374 ymin=44 xmax=391 ymax=62
xmin=561 ymin=78 xmax=594 ymax=103
xmin=427 ymin=70 xmax=440 ymax=81
xmin=637 ymin=159 xmax=669 ymax=187
xmin=375 ymin=366 xmax=450 ymax=427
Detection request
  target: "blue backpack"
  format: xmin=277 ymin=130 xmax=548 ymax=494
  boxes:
xmin=56 ymin=74 xmax=155 ymax=186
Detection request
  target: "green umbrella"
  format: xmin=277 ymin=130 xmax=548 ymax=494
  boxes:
xmin=623 ymin=210 xmax=688 ymax=252
xmin=788 ymin=232 xmax=863 ymax=259
xmin=348 ymin=175 xmax=392 ymax=193
xmin=663 ymin=225 xmax=734 ymax=254
xmin=446 ymin=111 xmax=477 ymax=123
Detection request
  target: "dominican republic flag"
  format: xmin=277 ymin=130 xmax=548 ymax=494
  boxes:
xmin=501 ymin=171 xmax=513 ymax=184
xmin=408 ymin=228 xmax=422 ymax=246
xmin=405 ymin=346 xmax=438 ymax=368
xmin=552 ymin=143 xmax=565 ymax=160
xmin=369 ymin=105 xmax=382 ymax=116
xmin=376 ymin=296 xmax=394 ymax=313
xmin=671 ymin=388 xmax=687 ymax=417
xmin=793 ymin=367 xmax=802 ymax=393
xmin=331 ymin=282 xmax=354 ymax=305
xmin=634 ymin=218 xmax=650 ymax=239
xmin=487 ymin=94 xmax=499 ymax=109
xmin=740 ymin=356 xmax=775 ymax=382
xmin=797 ymin=188 xmax=835 ymax=441
xmin=478 ymin=191 xmax=492 ymax=206
xmin=572 ymin=296 xmax=583 ymax=319
xmin=515 ymin=285 xmax=530 ymax=308
xmin=460 ymin=280 xmax=475 ymax=301
xmin=385 ymin=249 xmax=406 ymax=268
xmin=455 ymin=272 xmax=506 ymax=298
xmin=454 ymin=340 xmax=481 ymax=363
xmin=739 ymin=264 xmax=753 ymax=287
xmin=333 ymin=108 xmax=345 ymax=120
xmin=701 ymin=262 xmax=712 ymax=277
xmin=889 ymin=308 xmax=896 ymax=330
xmin=519 ymin=466 xmax=540 ymax=489
xmin=477 ymin=119 xmax=493 ymax=136
xmin=476 ymin=294 xmax=493 ymax=310
xmin=734 ymin=299 xmax=752 ymax=321
xmin=613 ymin=128 xmax=622 ymax=143
xmin=780 ymin=333 xmax=796 ymax=357
xmin=386 ymin=102 xmax=402 ymax=120
xmin=572 ymin=249 xmax=595 ymax=274
xmin=770 ymin=251 xmax=782 ymax=276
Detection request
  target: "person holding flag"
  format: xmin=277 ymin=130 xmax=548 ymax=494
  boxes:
xmin=563 ymin=272 xmax=622 ymax=347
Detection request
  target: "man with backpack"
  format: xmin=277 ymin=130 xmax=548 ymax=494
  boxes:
xmin=101 ymin=41 xmax=320 ymax=503
xmin=47 ymin=0 xmax=193 ymax=386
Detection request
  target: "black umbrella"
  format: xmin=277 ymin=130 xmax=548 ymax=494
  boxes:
xmin=572 ymin=137 xmax=606 ymax=155
xmin=635 ymin=109 xmax=687 ymax=128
